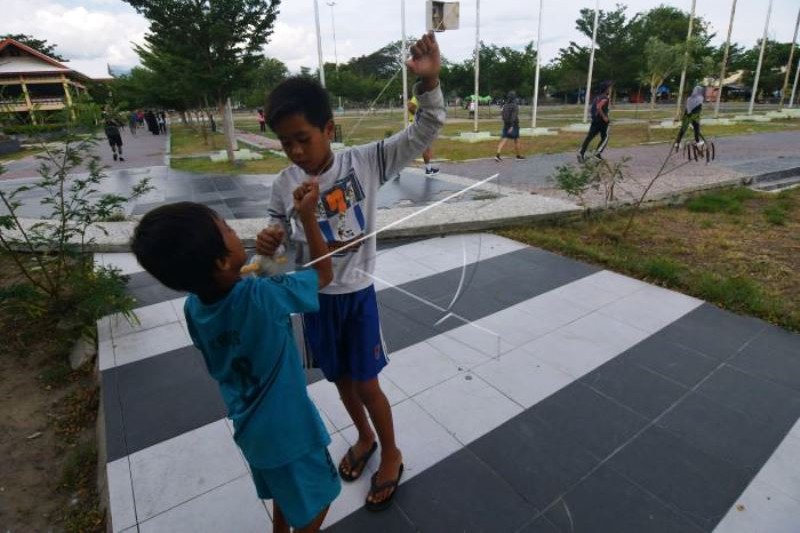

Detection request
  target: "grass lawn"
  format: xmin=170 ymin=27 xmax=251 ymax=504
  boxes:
xmin=170 ymin=124 xmax=224 ymax=156
xmin=0 ymin=146 xmax=43 ymax=163
xmin=171 ymin=151 xmax=289 ymax=174
xmin=498 ymin=186 xmax=800 ymax=332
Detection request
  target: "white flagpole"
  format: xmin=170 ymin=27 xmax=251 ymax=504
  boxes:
xmin=582 ymin=0 xmax=599 ymax=124
xmin=749 ymin=0 xmax=773 ymax=115
xmin=473 ymin=0 xmax=481 ymax=132
xmin=532 ymin=0 xmax=544 ymax=129
xmin=313 ymin=0 xmax=326 ymax=88
xmin=779 ymin=8 xmax=800 ymax=109
xmin=791 ymin=56 xmax=800 ymax=108
xmin=675 ymin=0 xmax=697 ymax=120
xmin=714 ymin=0 xmax=737 ymax=118
xmin=401 ymin=0 xmax=409 ymax=126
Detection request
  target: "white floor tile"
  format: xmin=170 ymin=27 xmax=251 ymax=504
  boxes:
xmin=548 ymin=274 xmax=625 ymax=311
xmin=138 ymin=475 xmax=270 ymax=533
xmin=110 ymin=300 xmax=180 ymax=339
xmin=98 ymin=339 xmax=115 ymax=371
xmin=107 ymin=458 xmax=137 ymax=532
xmin=438 ymin=321 xmax=515 ymax=359
xmin=415 ymin=373 xmax=523 ymax=445
xmin=169 ymin=296 xmax=188 ymax=319
xmin=383 ymin=342 xmax=463 ymax=396
xmin=129 ymin=420 xmax=248 ymax=521
xmin=473 ymin=348 xmax=574 ymax=408
xmin=587 ymin=270 xmax=650 ymax=297
xmin=598 ymin=285 xmax=702 ymax=333
xmin=378 ymin=374 xmax=408 ymax=406
xmin=523 ymin=312 xmax=649 ymax=378
xmin=321 ymin=433 xmax=374 ymax=528
xmin=426 ymin=333 xmax=492 ymax=369
xmin=714 ymin=479 xmax=800 ymax=533
xmin=392 ymin=399 xmax=462 ymax=481
xmin=307 ymin=380 xmax=352 ymax=432
xmin=97 ymin=316 xmax=112 ymax=344
xmin=113 ymin=321 xmax=192 ymax=367
xmin=97 ymin=253 xmax=145 ymax=276
xmin=749 ymin=432 xmax=800 ymax=504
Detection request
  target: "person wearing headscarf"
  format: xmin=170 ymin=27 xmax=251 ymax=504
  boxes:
xmin=675 ymin=86 xmax=705 ymax=150
xmin=577 ymin=80 xmax=612 ymax=163
xmin=144 ymin=110 xmax=159 ymax=135
xmin=495 ymin=90 xmax=525 ymax=162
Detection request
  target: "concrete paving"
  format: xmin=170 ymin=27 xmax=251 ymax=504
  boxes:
xmin=97 ymin=234 xmax=800 ymax=532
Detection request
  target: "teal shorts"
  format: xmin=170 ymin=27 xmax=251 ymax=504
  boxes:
xmin=250 ymin=446 xmax=341 ymax=528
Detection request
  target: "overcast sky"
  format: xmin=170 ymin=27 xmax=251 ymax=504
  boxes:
xmin=3 ymin=0 xmax=799 ymax=77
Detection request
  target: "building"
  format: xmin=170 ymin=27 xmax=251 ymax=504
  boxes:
xmin=0 ymin=37 xmax=92 ymax=124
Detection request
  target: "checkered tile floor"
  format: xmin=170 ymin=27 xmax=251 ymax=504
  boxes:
xmin=97 ymin=234 xmax=800 ymax=532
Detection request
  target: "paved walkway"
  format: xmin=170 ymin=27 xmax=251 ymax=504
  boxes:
xmin=97 ymin=234 xmax=800 ymax=532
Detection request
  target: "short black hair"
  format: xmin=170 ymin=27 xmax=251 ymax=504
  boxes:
xmin=131 ymin=202 xmax=228 ymax=294
xmin=265 ymin=76 xmax=333 ymax=131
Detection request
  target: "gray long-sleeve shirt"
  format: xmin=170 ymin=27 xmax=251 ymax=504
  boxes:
xmin=267 ymin=82 xmax=446 ymax=295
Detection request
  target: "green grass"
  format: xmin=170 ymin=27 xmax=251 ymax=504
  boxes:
xmin=170 ymin=124 xmax=224 ymax=156
xmin=0 ymin=146 xmax=43 ymax=163
xmin=497 ymin=186 xmax=800 ymax=332
xmin=764 ymin=205 xmax=789 ymax=225
xmin=171 ymin=152 xmax=288 ymax=174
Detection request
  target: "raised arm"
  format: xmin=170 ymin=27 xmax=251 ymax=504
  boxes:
xmin=360 ymin=32 xmax=446 ymax=185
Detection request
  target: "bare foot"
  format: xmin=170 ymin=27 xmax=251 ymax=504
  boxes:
xmin=366 ymin=447 xmax=403 ymax=505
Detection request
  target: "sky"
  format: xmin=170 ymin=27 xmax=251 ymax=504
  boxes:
xmin=2 ymin=0 xmax=799 ymax=78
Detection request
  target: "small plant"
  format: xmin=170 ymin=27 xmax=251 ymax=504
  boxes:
xmin=642 ymin=257 xmax=683 ymax=284
xmin=764 ymin=205 xmax=788 ymax=226
xmin=553 ymin=157 xmax=630 ymax=211
xmin=0 ymin=98 xmax=151 ymax=341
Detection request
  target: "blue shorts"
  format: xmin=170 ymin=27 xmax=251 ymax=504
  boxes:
xmin=250 ymin=446 xmax=341 ymax=528
xmin=304 ymin=285 xmax=388 ymax=382
xmin=501 ymin=125 xmax=520 ymax=139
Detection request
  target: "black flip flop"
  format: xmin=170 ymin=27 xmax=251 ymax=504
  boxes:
xmin=338 ymin=441 xmax=377 ymax=482
xmin=365 ymin=463 xmax=404 ymax=512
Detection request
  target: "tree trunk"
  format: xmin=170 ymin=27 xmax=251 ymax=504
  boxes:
xmin=650 ymin=83 xmax=658 ymax=110
xmin=218 ymin=98 xmax=237 ymax=164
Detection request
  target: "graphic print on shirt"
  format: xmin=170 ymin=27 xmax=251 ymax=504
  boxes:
xmin=316 ymin=169 xmax=367 ymax=256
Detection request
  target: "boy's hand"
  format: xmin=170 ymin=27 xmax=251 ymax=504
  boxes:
xmin=256 ymin=226 xmax=284 ymax=256
xmin=293 ymin=181 xmax=320 ymax=218
xmin=406 ymin=32 xmax=441 ymax=92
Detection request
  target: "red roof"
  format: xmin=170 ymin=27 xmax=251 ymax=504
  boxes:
xmin=0 ymin=38 xmax=69 ymax=70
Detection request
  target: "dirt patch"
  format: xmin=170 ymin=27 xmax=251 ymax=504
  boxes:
xmin=0 ymin=256 xmax=104 ymax=532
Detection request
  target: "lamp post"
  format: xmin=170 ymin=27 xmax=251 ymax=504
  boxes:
xmin=313 ymin=0 xmax=326 ymax=87
xmin=749 ymin=0 xmax=773 ymax=116
xmin=327 ymin=2 xmax=339 ymax=71
xmin=582 ymin=0 xmax=599 ymax=124
xmin=714 ymin=0 xmax=737 ymax=118
xmin=675 ymin=0 xmax=697 ymax=120
xmin=791 ymin=56 xmax=800 ymax=108
xmin=532 ymin=0 xmax=544 ymax=130
xmin=473 ymin=0 xmax=481 ymax=133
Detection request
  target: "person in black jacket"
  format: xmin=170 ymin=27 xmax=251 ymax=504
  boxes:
xmin=103 ymin=114 xmax=125 ymax=162
xmin=577 ymin=80 xmax=612 ymax=163
xmin=495 ymin=91 xmax=525 ymax=162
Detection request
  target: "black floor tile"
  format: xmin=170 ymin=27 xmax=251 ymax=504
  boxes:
xmin=728 ymin=326 xmax=800 ymax=393
xmin=608 ymin=426 xmax=753 ymax=531
xmin=656 ymin=304 xmax=765 ymax=361
xmin=377 ymin=305 xmax=441 ymax=353
xmin=544 ymin=465 xmax=703 ymax=533
xmin=517 ymin=516 xmax=561 ymax=533
xmin=618 ymin=335 xmax=719 ymax=388
xmin=125 ymin=270 xmax=161 ymax=291
xmin=128 ymin=282 xmax=186 ymax=308
xmin=108 ymin=345 xmax=227 ymax=461
xmin=656 ymin=392 xmax=787 ymax=470
xmin=394 ymin=449 xmax=537 ymax=533
xmin=696 ymin=364 xmax=800 ymax=428
xmin=324 ymin=504 xmax=416 ymax=533
xmin=526 ymin=382 xmax=649 ymax=459
xmin=469 ymin=413 xmax=600 ymax=510
xmin=580 ymin=358 xmax=688 ymax=419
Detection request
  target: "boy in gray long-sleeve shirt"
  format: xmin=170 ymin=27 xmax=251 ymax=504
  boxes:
xmin=256 ymin=32 xmax=445 ymax=512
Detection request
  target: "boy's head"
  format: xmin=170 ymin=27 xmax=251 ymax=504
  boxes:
xmin=598 ymin=80 xmax=613 ymax=95
xmin=265 ymin=77 xmax=335 ymax=175
xmin=131 ymin=202 xmax=246 ymax=295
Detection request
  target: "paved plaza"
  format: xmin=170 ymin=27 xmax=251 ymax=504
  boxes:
xmin=97 ymin=234 xmax=800 ymax=532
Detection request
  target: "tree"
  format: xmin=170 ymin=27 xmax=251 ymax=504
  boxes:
xmin=123 ymin=0 xmax=281 ymax=162
xmin=1 ymin=33 xmax=65 ymax=60
xmin=641 ymin=37 xmax=683 ymax=108
xmin=234 ymin=57 xmax=288 ymax=108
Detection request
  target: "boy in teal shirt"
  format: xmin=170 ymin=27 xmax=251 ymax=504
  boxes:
xmin=131 ymin=182 xmax=338 ymax=533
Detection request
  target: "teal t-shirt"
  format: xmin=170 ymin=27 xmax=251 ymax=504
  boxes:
xmin=184 ymin=270 xmax=330 ymax=469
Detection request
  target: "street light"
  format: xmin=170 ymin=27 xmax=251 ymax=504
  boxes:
xmin=582 ymin=0 xmax=599 ymax=124
xmin=749 ymin=0 xmax=773 ymax=116
xmin=714 ymin=0 xmax=737 ymax=118
xmin=675 ymin=0 xmax=697 ymax=120
xmin=327 ymin=1 xmax=339 ymax=71
xmin=313 ymin=0 xmax=326 ymax=87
